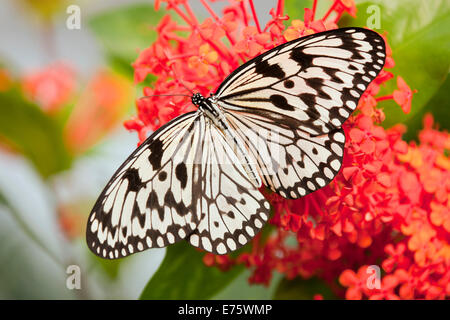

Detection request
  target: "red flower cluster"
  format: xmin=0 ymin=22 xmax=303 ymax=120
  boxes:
xmin=336 ymin=113 xmax=450 ymax=300
xmin=130 ymin=0 xmax=449 ymax=299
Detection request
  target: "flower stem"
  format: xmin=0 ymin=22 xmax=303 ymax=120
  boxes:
xmin=312 ymin=0 xmax=318 ymax=20
xmin=183 ymin=2 xmax=199 ymax=25
xmin=200 ymin=0 xmax=219 ymax=21
xmin=322 ymin=2 xmax=336 ymax=21
xmin=200 ymin=0 xmax=237 ymax=46
xmin=276 ymin=0 xmax=285 ymax=16
xmin=240 ymin=0 xmax=249 ymax=26
xmin=171 ymin=3 xmax=194 ymax=26
xmin=376 ymin=94 xmax=394 ymax=102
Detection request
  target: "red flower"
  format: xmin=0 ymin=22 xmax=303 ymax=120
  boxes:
xmin=339 ymin=267 xmax=370 ymax=300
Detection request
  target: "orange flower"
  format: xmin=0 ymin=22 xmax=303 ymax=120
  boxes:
xmin=430 ymin=201 xmax=450 ymax=232
xmin=188 ymin=44 xmax=219 ymax=77
xmin=283 ymin=20 xmax=314 ymax=41
xmin=64 ymin=70 xmax=132 ymax=155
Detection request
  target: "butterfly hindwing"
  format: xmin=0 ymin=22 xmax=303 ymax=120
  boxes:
xmin=87 ymin=112 xmax=204 ymax=259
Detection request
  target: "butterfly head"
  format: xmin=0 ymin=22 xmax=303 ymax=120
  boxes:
xmin=191 ymin=93 xmax=205 ymax=106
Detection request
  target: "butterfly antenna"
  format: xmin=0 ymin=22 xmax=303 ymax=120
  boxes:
xmin=171 ymin=65 xmax=195 ymax=95
xmin=162 ymin=48 xmax=195 ymax=96
xmin=177 ymin=78 xmax=194 ymax=95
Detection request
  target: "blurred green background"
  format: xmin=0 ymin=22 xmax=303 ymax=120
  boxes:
xmin=0 ymin=0 xmax=448 ymax=299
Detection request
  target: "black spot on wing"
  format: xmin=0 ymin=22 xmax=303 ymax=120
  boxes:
xmin=299 ymin=93 xmax=315 ymax=105
xmin=147 ymin=190 xmax=165 ymax=221
xmin=226 ymin=196 xmax=237 ymax=206
xmin=270 ymin=94 xmax=295 ymax=111
xmin=158 ymin=171 xmax=167 ymax=181
xmin=254 ymin=59 xmax=286 ymax=79
xmin=133 ymin=203 xmax=145 ymax=227
xmin=122 ymin=168 xmax=142 ymax=192
xmin=286 ymin=152 xmax=293 ymax=165
xmin=306 ymin=106 xmax=321 ymax=120
xmin=304 ymin=78 xmax=332 ymax=100
xmin=164 ymin=191 xmax=190 ymax=217
xmin=175 ymin=163 xmax=188 ymax=189
xmin=290 ymin=47 xmax=314 ymax=69
xmin=284 ymin=79 xmax=295 ymax=88
xmin=327 ymin=69 xmax=345 ymax=84
xmin=148 ymin=139 xmax=164 ymax=170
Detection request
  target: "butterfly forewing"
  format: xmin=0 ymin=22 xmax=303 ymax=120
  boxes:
xmin=216 ymin=28 xmax=386 ymax=136
xmin=87 ymin=112 xmax=204 ymax=259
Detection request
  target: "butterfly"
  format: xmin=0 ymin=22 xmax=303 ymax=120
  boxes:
xmin=87 ymin=27 xmax=386 ymax=259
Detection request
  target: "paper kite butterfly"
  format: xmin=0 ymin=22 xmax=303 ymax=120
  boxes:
xmin=87 ymin=28 xmax=386 ymax=258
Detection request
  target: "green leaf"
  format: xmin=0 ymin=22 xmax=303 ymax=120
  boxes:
xmin=285 ymin=0 xmax=333 ymax=20
xmin=139 ymin=241 xmax=244 ymax=300
xmin=273 ymin=277 xmax=338 ymax=300
xmin=88 ymin=4 xmax=163 ymax=79
xmin=92 ymin=256 xmax=123 ymax=280
xmin=341 ymin=0 xmax=450 ymax=135
xmin=214 ymin=270 xmax=282 ymax=300
xmin=0 ymin=88 xmax=72 ymax=178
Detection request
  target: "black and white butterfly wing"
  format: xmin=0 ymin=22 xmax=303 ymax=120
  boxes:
xmin=87 ymin=112 xmax=204 ymax=259
xmin=215 ymin=28 xmax=386 ymax=198
xmin=87 ymin=111 xmax=270 ymax=258
xmin=225 ymin=111 xmax=346 ymax=199
xmin=187 ymin=118 xmax=271 ymax=254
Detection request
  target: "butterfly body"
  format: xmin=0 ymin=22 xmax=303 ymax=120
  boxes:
xmin=87 ymin=28 xmax=386 ymax=258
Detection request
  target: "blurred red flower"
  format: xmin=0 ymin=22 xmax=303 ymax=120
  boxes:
xmin=129 ymin=0 xmax=449 ymax=299
xmin=22 ymin=62 xmax=76 ymax=113
xmin=64 ymin=69 xmax=133 ymax=155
